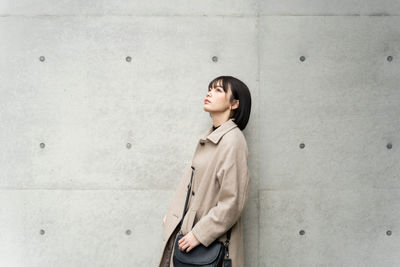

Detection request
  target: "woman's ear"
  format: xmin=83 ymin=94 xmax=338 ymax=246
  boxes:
xmin=231 ymin=99 xmax=239 ymax=110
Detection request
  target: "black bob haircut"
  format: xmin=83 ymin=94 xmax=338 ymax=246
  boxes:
xmin=208 ymin=75 xmax=252 ymax=131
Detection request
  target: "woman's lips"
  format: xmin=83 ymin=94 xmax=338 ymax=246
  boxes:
xmin=204 ymin=99 xmax=210 ymax=104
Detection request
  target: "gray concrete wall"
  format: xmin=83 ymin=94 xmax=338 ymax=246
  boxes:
xmin=0 ymin=1 xmax=399 ymax=266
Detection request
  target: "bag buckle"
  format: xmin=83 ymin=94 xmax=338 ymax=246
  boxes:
xmin=224 ymin=247 xmax=230 ymax=258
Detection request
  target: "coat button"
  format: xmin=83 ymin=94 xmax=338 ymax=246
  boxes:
xmin=200 ymin=141 xmax=205 ymax=146
xmin=192 ymin=191 xmax=195 ymax=196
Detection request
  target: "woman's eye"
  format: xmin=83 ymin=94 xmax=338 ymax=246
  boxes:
xmin=207 ymin=88 xmax=222 ymax=92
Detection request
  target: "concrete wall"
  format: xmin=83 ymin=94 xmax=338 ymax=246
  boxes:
xmin=0 ymin=1 xmax=399 ymax=266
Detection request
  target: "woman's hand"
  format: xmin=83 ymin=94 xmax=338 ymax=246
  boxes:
xmin=162 ymin=214 xmax=166 ymax=226
xmin=178 ymin=231 xmax=200 ymax=253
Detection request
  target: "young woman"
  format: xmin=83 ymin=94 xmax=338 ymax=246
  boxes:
xmin=158 ymin=76 xmax=252 ymax=267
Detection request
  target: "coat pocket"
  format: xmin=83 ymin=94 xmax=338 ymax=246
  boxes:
xmin=181 ymin=209 xmax=197 ymax=235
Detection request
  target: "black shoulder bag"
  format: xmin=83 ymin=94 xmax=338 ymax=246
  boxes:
xmin=173 ymin=166 xmax=232 ymax=267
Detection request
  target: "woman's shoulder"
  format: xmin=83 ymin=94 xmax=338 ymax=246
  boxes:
xmin=218 ymin=127 xmax=248 ymax=152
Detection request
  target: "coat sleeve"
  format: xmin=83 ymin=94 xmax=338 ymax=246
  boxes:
xmin=191 ymin=142 xmax=250 ymax=247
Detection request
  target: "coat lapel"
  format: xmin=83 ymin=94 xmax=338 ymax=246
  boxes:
xmin=199 ymin=118 xmax=238 ymax=144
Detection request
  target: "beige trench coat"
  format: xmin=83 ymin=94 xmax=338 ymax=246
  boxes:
xmin=158 ymin=118 xmax=250 ymax=267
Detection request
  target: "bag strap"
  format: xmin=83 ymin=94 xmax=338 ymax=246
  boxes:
xmin=178 ymin=165 xmax=232 ymax=258
xmin=176 ymin=166 xmax=195 ymax=231
xmin=224 ymin=228 xmax=232 ymax=259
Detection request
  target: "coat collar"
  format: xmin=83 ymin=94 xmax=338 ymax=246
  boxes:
xmin=199 ymin=118 xmax=238 ymax=145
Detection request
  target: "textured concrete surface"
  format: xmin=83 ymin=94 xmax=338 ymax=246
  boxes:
xmin=0 ymin=1 xmax=399 ymax=266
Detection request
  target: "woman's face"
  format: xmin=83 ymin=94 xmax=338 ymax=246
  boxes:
xmin=203 ymin=80 xmax=233 ymax=113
